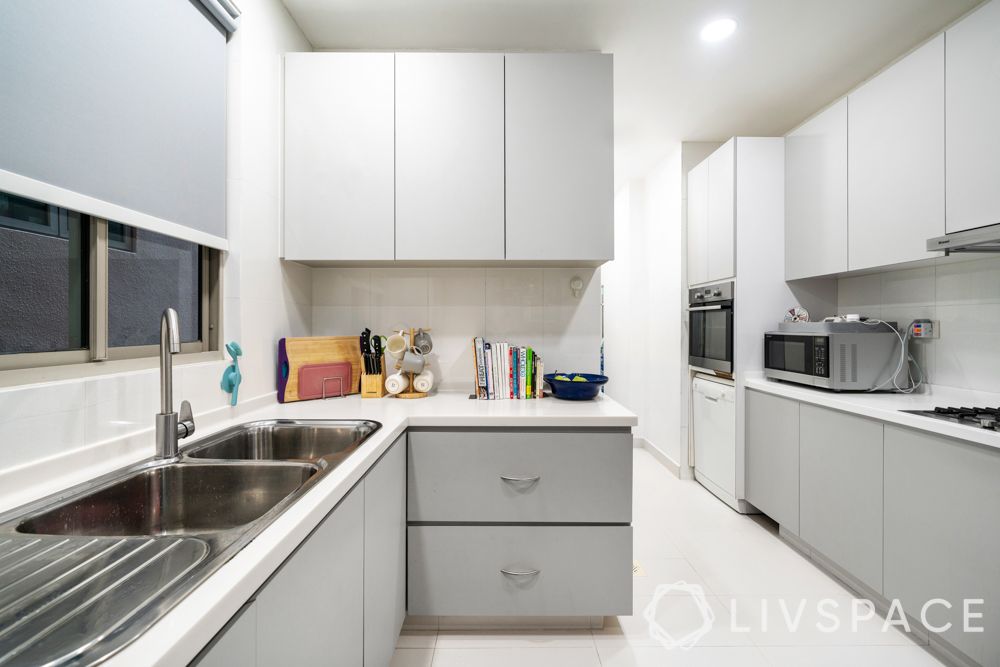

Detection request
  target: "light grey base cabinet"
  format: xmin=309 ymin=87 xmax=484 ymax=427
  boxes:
xmin=406 ymin=428 xmax=633 ymax=619
xmin=407 ymin=428 xmax=632 ymax=523
xmin=192 ymin=434 xmax=406 ymax=667
xmin=745 ymin=390 xmax=800 ymax=533
xmin=191 ymin=601 xmax=257 ymax=667
xmin=884 ymin=425 xmax=1000 ymax=667
xmin=799 ymin=405 xmax=883 ymax=594
xmin=257 ymin=484 xmax=365 ymax=666
xmin=364 ymin=437 xmax=407 ymax=667
xmin=408 ymin=525 xmax=632 ymax=616
xmin=746 ymin=390 xmax=1000 ymax=667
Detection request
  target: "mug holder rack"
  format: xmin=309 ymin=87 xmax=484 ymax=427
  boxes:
xmin=392 ymin=327 xmax=430 ymax=399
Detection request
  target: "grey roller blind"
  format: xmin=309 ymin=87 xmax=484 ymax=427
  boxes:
xmin=0 ymin=0 xmax=227 ymax=247
xmin=198 ymin=0 xmax=242 ymax=34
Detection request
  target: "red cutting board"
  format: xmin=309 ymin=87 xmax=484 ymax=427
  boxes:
xmin=298 ymin=362 xmax=353 ymax=400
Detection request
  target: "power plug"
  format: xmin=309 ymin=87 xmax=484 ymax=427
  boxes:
xmin=910 ymin=319 xmax=939 ymax=339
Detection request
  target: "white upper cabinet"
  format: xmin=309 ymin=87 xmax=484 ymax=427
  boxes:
xmin=946 ymin=0 xmax=1000 ymax=233
xmin=785 ymin=98 xmax=848 ymax=280
xmin=283 ymin=53 xmax=395 ymax=261
xmin=707 ymin=139 xmax=735 ymax=281
xmin=505 ymin=53 xmax=614 ymax=262
xmin=848 ymin=35 xmax=945 ymax=270
xmin=395 ymin=53 xmax=505 ymax=260
xmin=686 ymin=160 xmax=710 ymax=286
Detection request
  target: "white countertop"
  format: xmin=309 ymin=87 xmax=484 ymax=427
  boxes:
xmin=745 ymin=375 xmax=1000 ymax=450
xmin=1 ymin=391 xmax=635 ymax=666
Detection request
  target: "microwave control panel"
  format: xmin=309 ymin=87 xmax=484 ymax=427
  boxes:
xmin=813 ymin=337 xmax=829 ymax=377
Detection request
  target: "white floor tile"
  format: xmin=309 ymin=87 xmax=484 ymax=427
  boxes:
xmin=431 ymin=647 xmax=601 ymax=666
xmin=390 ymin=648 xmax=434 ymax=667
xmin=596 ymin=644 xmax=770 ymax=667
xmin=760 ymin=645 xmax=944 ymax=667
xmin=396 ymin=630 xmax=437 ymax=649
xmin=594 ymin=593 xmax=753 ymax=649
xmin=434 ymin=630 xmax=594 ymax=649
xmin=632 ymin=557 xmax=711 ymax=597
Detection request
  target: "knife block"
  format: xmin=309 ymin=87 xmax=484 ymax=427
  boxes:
xmin=361 ymin=369 xmax=387 ymax=398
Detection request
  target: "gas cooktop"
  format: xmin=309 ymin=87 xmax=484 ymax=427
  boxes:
xmin=901 ymin=406 xmax=1000 ymax=431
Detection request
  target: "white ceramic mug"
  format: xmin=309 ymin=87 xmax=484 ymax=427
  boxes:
xmin=413 ymin=368 xmax=435 ymax=393
xmin=384 ymin=371 xmax=407 ymax=395
xmin=386 ymin=331 xmax=407 ymax=360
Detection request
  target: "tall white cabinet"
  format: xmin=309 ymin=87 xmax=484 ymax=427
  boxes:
xmin=685 ymin=138 xmax=735 ymax=286
xmin=283 ymin=53 xmax=395 ymax=262
xmin=848 ymin=35 xmax=945 ymax=270
xmin=395 ymin=53 xmax=505 ymax=260
xmin=946 ymin=0 xmax=1000 ymax=234
xmin=707 ymin=140 xmax=735 ymax=281
xmin=686 ymin=160 xmax=709 ymax=286
xmin=784 ymin=98 xmax=848 ymax=280
xmin=505 ymin=53 xmax=614 ymax=261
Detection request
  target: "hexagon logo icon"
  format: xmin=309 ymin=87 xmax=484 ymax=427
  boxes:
xmin=643 ymin=581 xmax=716 ymax=650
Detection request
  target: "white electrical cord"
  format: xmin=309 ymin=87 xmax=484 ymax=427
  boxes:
xmin=857 ymin=319 xmax=923 ymax=394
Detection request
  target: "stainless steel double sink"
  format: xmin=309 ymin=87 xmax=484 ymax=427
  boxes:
xmin=0 ymin=419 xmax=380 ymax=666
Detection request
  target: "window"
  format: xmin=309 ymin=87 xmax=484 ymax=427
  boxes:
xmin=0 ymin=191 xmax=220 ymax=370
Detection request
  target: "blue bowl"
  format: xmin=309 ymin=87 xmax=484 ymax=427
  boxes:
xmin=544 ymin=373 xmax=609 ymax=401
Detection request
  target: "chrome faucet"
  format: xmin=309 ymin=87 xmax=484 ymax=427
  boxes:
xmin=155 ymin=307 xmax=195 ymax=459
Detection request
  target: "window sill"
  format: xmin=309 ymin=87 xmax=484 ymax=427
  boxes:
xmin=0 ymin=351 xmax=224 ymax=389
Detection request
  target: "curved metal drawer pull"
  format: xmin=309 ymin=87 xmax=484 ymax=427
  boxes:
xmin=500 ymin=568 xmax=541 ymax=577
xmin=500 ymin=475 xmax=540 ymax=483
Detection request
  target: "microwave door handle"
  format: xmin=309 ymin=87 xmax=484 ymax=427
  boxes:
xmin=688 ymin=305 xmax=723 ymax=311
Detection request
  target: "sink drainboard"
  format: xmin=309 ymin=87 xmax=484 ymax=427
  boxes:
xmin=0 ymin=535 xmax=208 ymax=666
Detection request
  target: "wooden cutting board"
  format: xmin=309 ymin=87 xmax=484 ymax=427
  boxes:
xmin=278 ymin=336 xmax=363 ymax=402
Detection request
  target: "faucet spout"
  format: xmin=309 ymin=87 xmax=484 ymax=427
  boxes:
xmin=160 ymin=308 xmax=180 ymax=414
xmin=155 ymin=308 xmax=195 ymax=459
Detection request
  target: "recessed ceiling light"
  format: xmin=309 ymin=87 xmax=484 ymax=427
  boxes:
xmin=700 ymin=18 xmax=737 ymax=43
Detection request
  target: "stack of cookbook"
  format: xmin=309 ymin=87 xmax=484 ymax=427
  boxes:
xmin=471 ymin=337 xmax=543 ymax=400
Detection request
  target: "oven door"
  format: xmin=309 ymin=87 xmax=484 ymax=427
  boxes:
xmin=688 ymin=303 xmax=733 ymax=373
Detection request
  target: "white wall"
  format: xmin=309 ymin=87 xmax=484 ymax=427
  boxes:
xmin=603 ymin=147 xmax=685 ymax=467
xmin=838 ymin=256 xmax=1000 ymax=392
xmin=311 ymin=267 xmax=602 ymax=392
xmin=226 ymin=0 xmax=314 ymax=401
xmin=0 ymin=0 xmax=314 ymax=480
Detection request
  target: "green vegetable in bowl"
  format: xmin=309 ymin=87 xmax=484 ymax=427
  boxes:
xmin=572 ymin=376 xmax=588 ymax=382
xmin=554 ymin=374 xmax=572 ymax=381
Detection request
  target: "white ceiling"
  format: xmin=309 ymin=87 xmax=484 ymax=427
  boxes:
xmin=281 ymin=0 xmax=981 ymax=185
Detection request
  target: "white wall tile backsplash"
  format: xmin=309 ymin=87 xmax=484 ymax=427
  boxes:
xmin=311 ymin=267 xmax=603 ymax=391
xmin=837 ymin=256 xmax=1000 ymax=392
xmin=0 ymin=361 xmax=232 ymax=473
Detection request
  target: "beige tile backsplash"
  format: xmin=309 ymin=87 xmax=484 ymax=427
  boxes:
xmin=311 ymin=267 xmax=603 ymax=392
xmin=838 ymin=256 xmax=1000 ymax=392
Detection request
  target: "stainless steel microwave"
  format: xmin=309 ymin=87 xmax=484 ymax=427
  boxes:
xmin=763 ymin=321 xmax=899 ymax=391
xmin=688 ymin=281 xmax=733 ymax=374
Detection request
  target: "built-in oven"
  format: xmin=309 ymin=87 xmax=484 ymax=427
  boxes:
xmin=688 ymin=281 xmax=734 ymax=375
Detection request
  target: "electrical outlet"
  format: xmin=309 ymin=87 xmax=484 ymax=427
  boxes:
xmin=911 ymin=319 xmax=939 ymax=339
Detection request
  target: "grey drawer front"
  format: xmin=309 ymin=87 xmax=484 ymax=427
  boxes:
xmin=407 ymin=429 xmax=632 ymax=523
xmin=408 ymin=525 xmax=632 ymax=616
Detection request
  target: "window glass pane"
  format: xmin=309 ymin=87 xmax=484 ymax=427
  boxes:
xmin=0 ymin=192 xmax=89 ymax=354
xmin=108 ymin=226 xmax=200 ymax=347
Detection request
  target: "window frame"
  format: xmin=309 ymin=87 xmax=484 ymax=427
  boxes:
xmin=0 ymin=215 xmax=221 ymax=372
